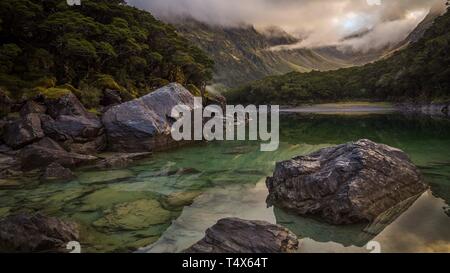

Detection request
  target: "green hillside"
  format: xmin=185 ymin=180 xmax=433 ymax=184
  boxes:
xmin=227 ymin=8 xmax=450 ymax=105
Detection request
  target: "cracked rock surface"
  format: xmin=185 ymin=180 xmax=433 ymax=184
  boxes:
xmin=266 ymin=139 xmax=428 ymax=224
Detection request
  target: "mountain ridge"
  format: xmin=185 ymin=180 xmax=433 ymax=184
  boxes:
xmin=171 ymin=14 xmax=438 ymax=89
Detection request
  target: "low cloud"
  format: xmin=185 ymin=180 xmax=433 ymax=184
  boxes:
xmin=128 ymin=0 xmax=447 ymax=51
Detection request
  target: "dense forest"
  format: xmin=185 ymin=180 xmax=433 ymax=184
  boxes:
xmin=0 ymin=0 xmax=213 ymax=110
xmin=227 ymin=7 xmax=450 ymax=105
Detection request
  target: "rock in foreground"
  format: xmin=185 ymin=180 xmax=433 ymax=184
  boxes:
xmin=184 ymin=218 xmax=299 ymax=253
xmin=266 ymin=139 xmax=428 ymax=224
xmin=0 ymin=213 xmax=79 ymax=253
xmin=102 ymin=83 xmax=194 ymax=152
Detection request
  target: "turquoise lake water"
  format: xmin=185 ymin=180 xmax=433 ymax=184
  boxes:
xmin=1 ymin=111 xmax=449 ymax=253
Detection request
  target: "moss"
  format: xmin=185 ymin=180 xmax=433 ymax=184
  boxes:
xmin=186 ymin=84 xmax=202 ymax=97
xmin=37 ymin=87 xmax=71 ymax=99
xmin=93 ymin=74 xmax=124 ymax=92
xmin=78 ymin=82 xmax=102 ymax=108
xmin=88 ymin=108 xmax=101 ymax=116
xmin=33 ymin=77 xmax=56 ymax=89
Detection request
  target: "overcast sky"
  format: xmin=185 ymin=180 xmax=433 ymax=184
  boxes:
xmin=128 ymin=0 xmax=447 ymax=52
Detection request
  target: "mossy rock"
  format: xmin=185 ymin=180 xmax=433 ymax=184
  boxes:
xmin=0 ymin=207 xmax=11 ymax=218
xmin=0 ymin=179 xmax=23 ymax=189
xmin=36 ymin=87 xmax=72 ymax=99
xmin=79 ymin=186 xmax=158 ymax=212
xmin=92 ymin=199 xmax=171 ymax=232
xmin=186 ymin=84 xmax=202 ymax=97
xmin=33 ymin=77 xmax=56 ymax=89
xmin=162 ymin=191 xmax=202 ymax=209
xmin=126 ymin=237 xmax=159 ymax=251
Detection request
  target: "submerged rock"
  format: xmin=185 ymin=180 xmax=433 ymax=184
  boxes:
xmin=0 ymin=213 xmax=79 ymax=253
xmin=42 ymin=162 xmax=75 ymax=182
xmin=18 ymin=137 xmax=97 ymax=171
xmin=78 ymin=169 xmax=134 ymax=185
xmin=266 ymin=139 xmax=428 ymax=224
xmin=95 ymin=152 xmax=151 ymax=169
xmin=102 ymin=83 xmax=194 ymax=152
xmin=162 ymin=191 xmax=202 ymax=209
xmin=93 ymin=199 xmax=171 ymax=232
xmin=3 ymin=113 xmax=44 ymax=149
xmin=184 ymin=218 xmax=299 ymax=253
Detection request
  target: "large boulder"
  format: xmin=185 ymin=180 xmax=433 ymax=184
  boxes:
xmin=40 ymin=93 xmax=105 ymax=154
xmin=102 ymin=83 xmax=194 ymax=152
xmin=2 ymin=113 xmax=44 ymax=149
xmin=0 ymin=213 xmax=79 ymax=253
xmin=18 ymin=137 xmax=97 ymax=171
xmin=184 ymin=218 xmax=299 ymax=253
xmin=266 ymin=139 xmax=428 ymax=225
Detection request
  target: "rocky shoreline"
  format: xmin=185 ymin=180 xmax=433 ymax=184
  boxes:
xmin=0 ymin=82 xmax=437 ymax=253
xmin=395 ymin=101 xmax=450 ymax=117
xmin=0 ymin=83 xmax=206 ymax=181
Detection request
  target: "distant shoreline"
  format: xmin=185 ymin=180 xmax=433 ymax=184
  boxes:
xmin=278 ymin=101 xmax=449 ymax=117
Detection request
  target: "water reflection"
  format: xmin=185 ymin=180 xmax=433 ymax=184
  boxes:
xmin=1 ymin=112 xmax=450 ymax=252
xmin=273 ymin=194 xmax=421 ymax=248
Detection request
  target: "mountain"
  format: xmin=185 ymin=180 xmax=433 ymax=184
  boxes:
xmin=172 ymin=12 xmax=438 ymax=90
xmin=227 ymin=8 xmax=450 ymax=105
xmin=173 ymin=19 xmax=359 ymax=89
xmin=0 ymin=0 xmax=213 ymax=109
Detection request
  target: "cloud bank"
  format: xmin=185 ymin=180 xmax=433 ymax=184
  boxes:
xmin=128 ymin=0 xmax=447 ymax=51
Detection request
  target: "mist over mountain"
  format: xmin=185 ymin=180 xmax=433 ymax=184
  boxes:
xmin=128 ymin=0 xmax=446 ymax=52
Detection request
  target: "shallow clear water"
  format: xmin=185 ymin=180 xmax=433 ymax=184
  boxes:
xmin=1 ymin=112 xmax=449 ymax=253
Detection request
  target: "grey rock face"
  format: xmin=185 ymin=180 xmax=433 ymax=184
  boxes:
xmin=45 ymin=93 xmax=90 ymax=118
xmin=19 ymin=101 xmax=47 ymax=117
xmin=18 ymin=137 xmax=97 ymax=171
xmin=266 ymin=139 xmax=428 ymax=224
xmin=102 ymin=83 xmax=195 ymax=152
xmin=101 ymin=89 xmax=122 ymax=106
xmin=0 ymin=213 xmax=79 ymax=253
xmin=40 ymin=93 xmax=105 ymax=154
xmin=3 ymin=114 xmax=44 ymax=149
xmin=184 ymin=218 xmax=299 ymax=253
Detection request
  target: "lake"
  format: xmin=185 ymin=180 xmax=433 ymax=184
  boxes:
xmin=1 ymin=108 xmax=449 ymax=253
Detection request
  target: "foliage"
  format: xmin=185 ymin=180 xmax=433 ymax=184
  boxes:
xmin=227 ymin=9 xmax=450 ymax=104
xmin=0 ymin=0 xmax=213 ymax=105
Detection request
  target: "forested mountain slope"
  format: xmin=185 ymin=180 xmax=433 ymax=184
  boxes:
xmin=0 ymin=0 xmax=213 ymax=109
xmin=227 ymin=9 xmax=450 ymax=105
